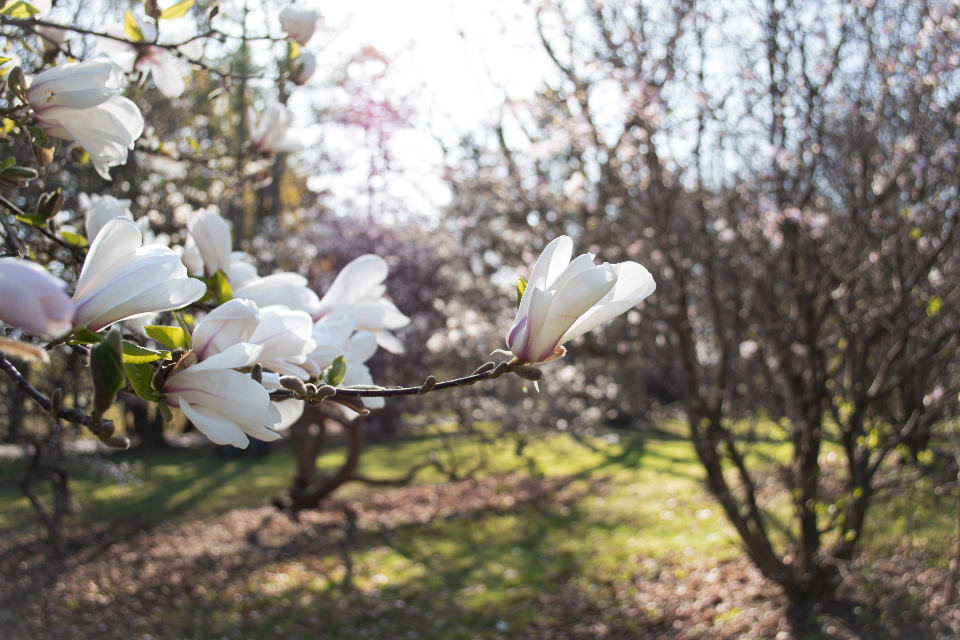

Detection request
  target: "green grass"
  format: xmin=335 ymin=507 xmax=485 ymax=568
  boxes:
xmin=1 ymin=424 xmax=954 ymax=639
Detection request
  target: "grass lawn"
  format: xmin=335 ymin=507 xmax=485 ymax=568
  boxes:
xmin=0 ymin=423 xmax=955 ymax=639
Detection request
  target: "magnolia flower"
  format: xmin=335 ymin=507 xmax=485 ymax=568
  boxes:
xmin=185 ymin=208 xmax=231 ymax=278
xmin=0 ymin=258 xmax=75 ymax=337
xmin=191 ymin=298 xmax=260 ymax=361
xmin=80 ymin=193 xmax=133 ymax=241
xmin=163 ymin=343 xmax=281 ymax=448
xmin=313 ymin=255 xmax=410 ymax=354
xmin=290 ymin=51 xmax=316 ymax=86
xmin=304 ymin=312 xmax=356 ymax=377
xmin=506 ymin=236 xmax=656 ymax=363
xmin=98 ymin=21 xmax=202 ymax=99
xmin=232 ymin=271 xmax=321 ymax=315
xmin=248 ymin=305 xmax=316 ymax=377
xmin=279 ymin=5 xmax=325 ymax=45
xmin=248 ymin=104 xmax=307 ymax=155
xmin=280 ymin=315 xmax=385 ymax=426
xmin=174 ymin=234 xmax=204 ymax=277
xmin=192 ymin=300 xmax=315 ymax=377
xmin=28 ymin=58 xmax=144 ymax=180
xmin=229 ymin=252 xmax=258 ymax=288
xmin=71 ymin=217 xmax=206 ymax=331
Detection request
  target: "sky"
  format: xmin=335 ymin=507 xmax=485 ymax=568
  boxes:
xmin=299 ymin=0 xmax=557 ymax=219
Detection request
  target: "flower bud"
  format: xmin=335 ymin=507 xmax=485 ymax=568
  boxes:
xmin=280 ymin=375 xmax=308 ymax=396
xmin=417 ymin=375 xmax=437 ymax=395
xmin=50 ymin=388 xmax=62 ymax=415
xmin=33 ymin=144 xmax=54 ymax=168
xmin=7 ymin=66 xmax=27 ymax=102
xmin=512 ymin=364 xmax=543 ymax=381
xmin=37 ymin=189 xmax=65 ymax=220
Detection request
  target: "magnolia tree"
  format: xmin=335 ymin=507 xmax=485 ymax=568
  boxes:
xmin=0 ymin=0 xmax=656 ymax=526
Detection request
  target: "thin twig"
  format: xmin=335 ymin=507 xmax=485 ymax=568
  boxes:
xmin=0 ymin=355 xmax=111 ymax=432
xmin=0 ymin=195 xmax=86 ymax=261
xmin=269 ymin=362 xmax=514 ymax=400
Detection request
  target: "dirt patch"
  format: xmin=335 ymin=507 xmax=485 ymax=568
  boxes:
xmin=0 ymin=475 xmax=957 ymax=639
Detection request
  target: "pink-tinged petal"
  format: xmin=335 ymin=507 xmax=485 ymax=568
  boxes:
xmin=0 ymin=259 xmax=75 ymax=337
xmin=515 ymin=282 xmax=554 ymax=362
xmin=192 ymin=298 xmax=260 ymax=361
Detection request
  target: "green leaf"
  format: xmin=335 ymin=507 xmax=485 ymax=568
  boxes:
xmin=927 ymin=295 xmax=942 ymax=316
xmin=15 ymin=213 xmax=49 ymax=227
xmin=187 ymin=137 xmax=199 ymax=154
xmin=173 ymin=312 xmax=192 ymax=348
xmin=60 ymin=231 xmax=88 ymax=247
xmin=124 ymin=362 xmax=160 ymax=401
xmin=211 ymin=269 xmax=233 ymax=303
xmin=157 ymin=399 xmax=173 ymax=422
xmin=289 ymin=41 xmax=300 ymax=60
xmin=122 ymin=341 xmax=171 ymax=364
xmin=26 ymin=126 xmax=47 ymax=147
xmin=322 ymin=355 xmax=347 ymax=387
xmin=66 ymin=328 xmax=104 ymax=345
xmin=0 ymin=1 xmax=40 ymax=19
xmin=124 ymin=10 xmax=145 ymax=42
xmin=90 ymin=335 xmax=125 ymax=415
xmin=144 ymin=325 xmax=186 ymax=350
xmin=160 ymin=0 xmax=194 ymax=19
xmin=0 ymin=157 xmax=15 ymax=170
xmin=516 ymin=277 xmax=527 ymax=309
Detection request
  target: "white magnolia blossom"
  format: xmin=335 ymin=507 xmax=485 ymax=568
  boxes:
xmin=98 ymin=22 xmax=203 ymax=98
xmin=304 ymin=312 xmax=356 ymax=378
xmin=231 ymin=271 xmax=321 ymax=315
xmin=71 ymin=217 xmax=206 ymax=331
xmin=192 ymin=299 xmax=315 ymax=377
xmin=0 ymin=258 xmax=75 ymax=337
xmin=191 ymin=298 xmax=260 ymax=362
xmin=174 ymin=234 xmax=205 ymax=276
xmin=506 ymin=236 xmax=655 ymax=363
xmin=185 ymin=208 xmax=232 ymax=278
xmin=247 ymin=305 xmax=316 ymax=378
xmin=228 ymin=252 xmax=259 ymax=288
xmin=290 ymin=51 xmax=316 ymax=86
xmin=308 ymin=314 xmax=384 ymax=409
xmin=278 ymin=314 xmax=385 ymax=427
xmin=279 ymin=5 xmax=325 ymax=45
xmin=27 ymin=58 xmax=144 ymax=180
xmin=312 ymin=254 xmax=410 ymax=354
xmin=248 ymin=104 xmax=307 ymax=154
xmin=163 ymin=343 xmax=281 ymax=448
xmin=80 ymin=193 xmax=132 ymax=242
